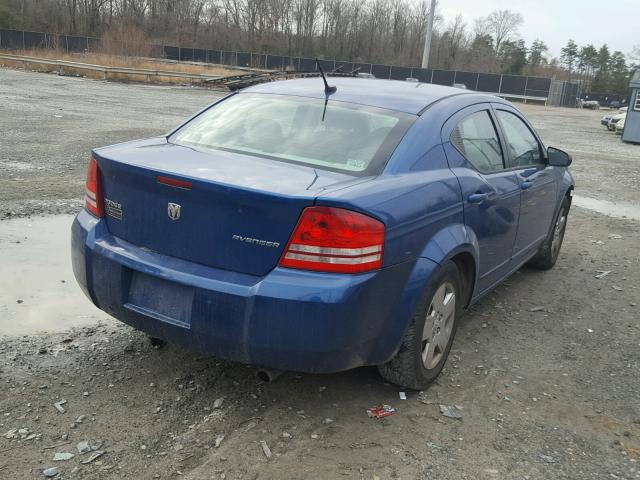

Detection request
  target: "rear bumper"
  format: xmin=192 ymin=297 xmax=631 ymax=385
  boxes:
xmin=71 ymin=210 xmax=435 ymax=373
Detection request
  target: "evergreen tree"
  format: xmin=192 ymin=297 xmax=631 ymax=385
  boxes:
xmin=529 ymin=39 xmax=548 ymax=68
xmin=498 ymin=39 xmax=527 ymax=75
xmin=591 ymin=44 xmax=611 ymax=91
xmin=560 ymin=39 xmax=579 ymax=80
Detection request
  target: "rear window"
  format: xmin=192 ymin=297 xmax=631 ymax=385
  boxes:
xmin=170 ymin=93 xmax=415 ymax=175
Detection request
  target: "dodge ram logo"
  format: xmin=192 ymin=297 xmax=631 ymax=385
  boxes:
xmin=167 ymin=203 xmax=181 ymax=221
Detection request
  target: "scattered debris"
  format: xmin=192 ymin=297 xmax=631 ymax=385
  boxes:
xmin=528 ymin=306 xmax=545 ymax=312
xmin=439 ymin=405 xmax=463 ymax=420
xmin=539 ymin=454 xmax=558 ymax=464
xmin=213 ymin=398 xmax=224 ymax=409
xmin=53 ymin=400 xmax=67 ymax=414
xmin=3 ymin=428 xmax=38 ymax=441
xmin=43 ymin=441 xmax=72 ymax=450
xmin=588 ymin=328 xmax=594 ymax=333
xmin=595 ymin=270 xmax=612 ymax=279
xmin=260 ymin=440 xmax=272 ymax=459
xmin=53 ymin=452 xmax=74 ymax=461
xmin=42 ymin=467 xmax=59 ymax=477
xmin=80 ymin=451 xmax=104 ymax=464
xmin=612 ymin=285 xmax=623 ymax=291
xmin=282 ymin=432 xmax=292 ymax=439
xmin=399 ymin=392 xmax=407 ymax=400
xmin=366 ymin=405 xmax=396 ymax=419
xmin=418 ymin=391 xmax=437 ymax=405
xmin=350 ymin=442 xmax=382 ymax=449
xmin=215 ymin=435 xmax=225 ymax=448
xmin=76 ymin=440 xmax=92 ymax=454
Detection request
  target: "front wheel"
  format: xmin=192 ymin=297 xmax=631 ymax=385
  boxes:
xmin=378 ymin=261 xmax=462 ymax=390
xmin=527 ymin=196 xmax=570 ymax=270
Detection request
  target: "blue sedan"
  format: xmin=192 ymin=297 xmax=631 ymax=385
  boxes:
xmin=72 ymin=77 xmax=574 ymax=389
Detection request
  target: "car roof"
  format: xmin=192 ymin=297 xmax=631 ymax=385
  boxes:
xmin=242 ymin=77 xmax=497 ymax=115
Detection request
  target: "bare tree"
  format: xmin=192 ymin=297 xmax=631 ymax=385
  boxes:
xmin=484 ymin=9 xmax=522 ymax=52
xmin=1 ymin=0 xmax=633 ymax=91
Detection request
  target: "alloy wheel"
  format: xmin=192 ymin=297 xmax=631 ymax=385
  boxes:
xmin=421 ymin=282 xmax=456 ymax=370
xmin=551 ymin=208 xmax=567 ymax=258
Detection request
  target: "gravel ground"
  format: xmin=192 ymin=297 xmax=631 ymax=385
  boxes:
xmin=0 ymin=67 xmax=221 ymax=218
xmin=1 ymin=67 xmax=639 ymax=479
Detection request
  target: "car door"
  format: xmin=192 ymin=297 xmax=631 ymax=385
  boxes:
xmin=493 ymin=106 xmax=558 ymax=261
xmin=442 ymin=104 xmax=521 ymax=294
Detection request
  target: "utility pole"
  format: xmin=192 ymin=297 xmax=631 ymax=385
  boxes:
xmin=421 ymin=0 xmax=437 ymax=68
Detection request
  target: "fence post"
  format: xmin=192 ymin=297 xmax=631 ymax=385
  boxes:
xmin=498 ymin=75 xmax=503 ymax=94
xmin=523 ymin=76 xmax=529 ymax=103
xmin=22 ymin=30 xmax=25 ymax=49
xmin=430 ymin=70 xmax=434 ymax=83
xmin=475 ymin=73 xmax=479 ymax=91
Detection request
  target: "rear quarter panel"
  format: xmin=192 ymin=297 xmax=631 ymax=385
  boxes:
xmin=318 ymin=112 xmax=466 ymax=269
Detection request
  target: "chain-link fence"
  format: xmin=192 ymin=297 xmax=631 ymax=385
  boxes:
xmin=0 ymin=28 xmax=580 ymax=106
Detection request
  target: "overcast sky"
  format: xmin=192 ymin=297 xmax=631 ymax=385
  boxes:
xmin=438 ymin=0 xmax=639 ymax=59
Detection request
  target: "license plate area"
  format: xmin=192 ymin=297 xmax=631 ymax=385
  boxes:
xmin=125 ymin=272 xmax=194 ymax=329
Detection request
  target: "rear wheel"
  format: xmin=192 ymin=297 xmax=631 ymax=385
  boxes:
xmin=527 ymin=196 xmax=570 ymax=270
xmin=378 ymin=261 xmax=462 ymax=390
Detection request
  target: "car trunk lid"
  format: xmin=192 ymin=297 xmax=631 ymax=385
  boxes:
xmin=95 ymin=138 xmax=366 ymax=276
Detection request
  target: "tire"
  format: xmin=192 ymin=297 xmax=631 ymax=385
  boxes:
xmin=527 ymin=196 xmax=570 ymax=270
xmin=378 ymin=260 xmax=462 ymax=390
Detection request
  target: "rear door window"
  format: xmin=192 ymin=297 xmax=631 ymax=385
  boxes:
xmin=450 ymin=110 xmax=505 ymax=173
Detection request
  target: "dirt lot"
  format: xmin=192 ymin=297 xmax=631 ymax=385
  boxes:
xmin=1 ymin=67 xmax=639 ymax=479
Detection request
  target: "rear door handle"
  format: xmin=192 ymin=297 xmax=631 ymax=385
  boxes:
xmin=467 ymin=192 xmax=490 ymax=204
xmin=521 ymin=180 xmax=534 ymax=190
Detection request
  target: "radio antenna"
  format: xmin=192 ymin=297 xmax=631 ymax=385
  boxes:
xmin=315 ymin=59 xmax=336 ymax=94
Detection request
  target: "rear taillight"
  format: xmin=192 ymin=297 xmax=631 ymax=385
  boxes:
xmin=279 ymin=206 xmax=384 ymax=273
xmin=84 ymin=157 xmax=104 ymax=217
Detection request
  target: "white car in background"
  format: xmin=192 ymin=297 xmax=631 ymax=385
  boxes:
xmin=615 ymin=116 xmax=625 ymax=135
xmin=607 ymin=113 xmax=626 ymax=131
xmin=601 ymin=108 xmax=628 ymax=128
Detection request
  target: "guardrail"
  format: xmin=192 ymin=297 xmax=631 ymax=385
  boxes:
xmin=0 ymin=53 xmax=224 ymax=83
xmin=486 ymin=92 xmax=549 ymax=104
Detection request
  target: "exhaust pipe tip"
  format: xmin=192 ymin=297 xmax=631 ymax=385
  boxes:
xmin=256 ymin=368 xmax=284 ymax=383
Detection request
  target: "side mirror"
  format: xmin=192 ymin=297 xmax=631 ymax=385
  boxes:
xmin=547 ymin=147 xmax=572 ymax=167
